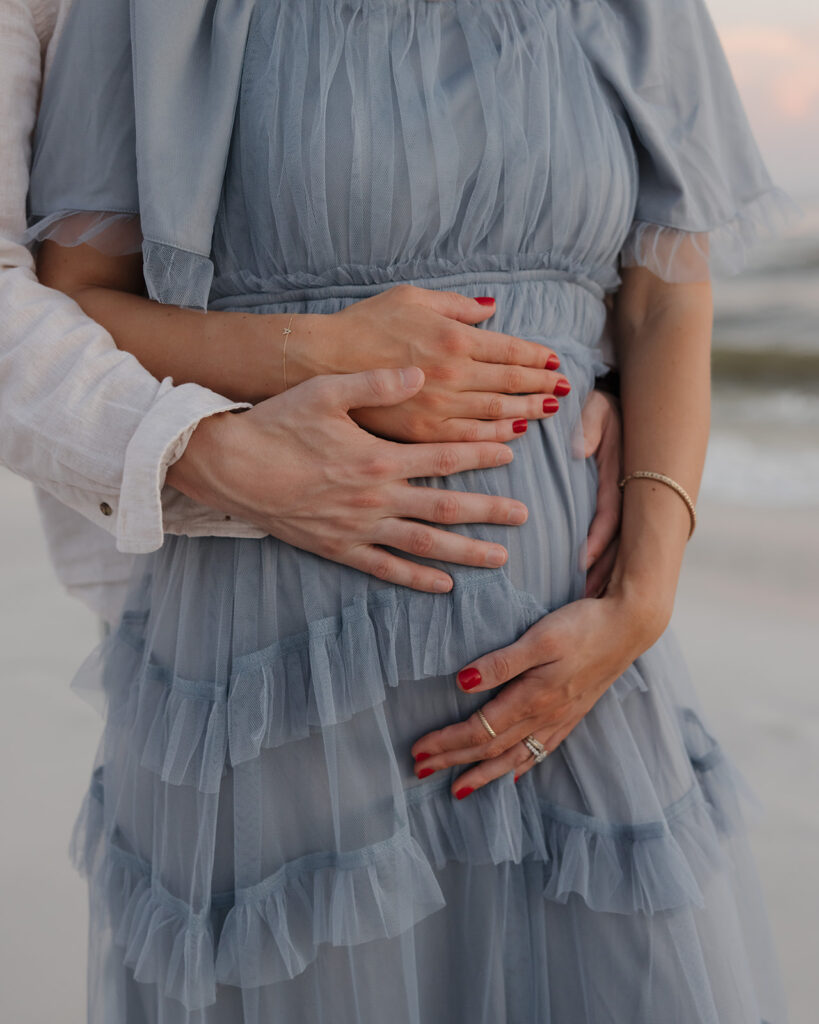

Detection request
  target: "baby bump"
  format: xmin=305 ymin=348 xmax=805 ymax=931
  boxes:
xmin=417 ymin=350 xmax=599 ymax=611
xmin=103 ymin=347 xmax=594 ymax=771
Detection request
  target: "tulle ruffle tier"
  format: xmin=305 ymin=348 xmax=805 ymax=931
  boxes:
xmin=82 ymin=557 xmax=658 ymax=798
xmin=68 ymin=539 xmax=787 ymax=1021
xmin=72 ymin=702 xmax=758 ymax=1013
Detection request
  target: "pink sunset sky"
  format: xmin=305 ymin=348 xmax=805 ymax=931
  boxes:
xmin=708 ymin=0 xmax=819 ymax=198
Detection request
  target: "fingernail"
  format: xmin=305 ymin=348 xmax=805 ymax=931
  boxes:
xmin=458 ymin=667 xmax=482 ymax=690
xmin=399 ymin=366 xmax=423 ymax=390
xmin=513 ymin=774 xmax=521 ymax=783
xmin=475 ymin=296 xmax=495 ymax=306
xmin=507 ymin=505 xmax=526 ymax=525
xmin=455 ymin=787 xmax=474 ymax=800
xmin=433 ymin=578 xmax=453 ymax=593
xmin=554 ymin=378 xmax=571 ymax=396
xmin=543 ymin=396 xmax=559 ymax=414
xmin=495 ymin=448 xmax=514 ymax=466
xmin=414 ymin=752 xmax=431 ymax=762
xmin=545 ymin=353 xmax=561 ymax=370
xmin=485 ymin=546 xmax=506 ymax=567
xmin=512 ymin=419 xmax=528 ymax=434
xmin=417 ymin=767 xmax=435 ymax=779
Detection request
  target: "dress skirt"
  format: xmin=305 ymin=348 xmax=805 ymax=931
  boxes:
xmin=68 ymin=278 xmax=789 ymax=1024
xmin=28 ymin=0 xmax=796 ymax=1018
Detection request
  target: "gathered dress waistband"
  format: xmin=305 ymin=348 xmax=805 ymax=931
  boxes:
xmin=208 ymin=262 xmax=612 ymax=373
xmin=209 ymin=265 xmax=608 ymax=311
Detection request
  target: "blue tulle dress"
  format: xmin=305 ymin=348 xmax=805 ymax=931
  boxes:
xmin=27 ymin=1 xmax=796 ymax=1021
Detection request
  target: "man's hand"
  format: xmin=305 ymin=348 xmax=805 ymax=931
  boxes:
xmin=167 ymin=366 xmax=530 ymax=594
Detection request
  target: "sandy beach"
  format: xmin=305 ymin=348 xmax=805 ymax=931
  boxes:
xmin=0 ymin=468 xmax=816 ymax=1023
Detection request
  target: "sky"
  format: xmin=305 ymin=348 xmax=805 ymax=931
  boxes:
xmin=706 ymin=0 xmax=819 ymax=198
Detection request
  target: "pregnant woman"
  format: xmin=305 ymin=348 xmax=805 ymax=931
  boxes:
xmin=27 ymin=0 xmax=793 ymax=1021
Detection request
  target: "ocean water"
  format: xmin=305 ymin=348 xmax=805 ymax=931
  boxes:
xmin=705 ymin=193 xmax=819 ymax=507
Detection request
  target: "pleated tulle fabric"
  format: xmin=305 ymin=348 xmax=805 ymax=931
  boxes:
xmin=27 ymin=0 xmax=799 ymax=296
xmin=28 ymin=0 xmax=794 ymax=1020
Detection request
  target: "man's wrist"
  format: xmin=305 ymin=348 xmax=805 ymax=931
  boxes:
xmin=165 ymin=409 xmax=243 ymax=508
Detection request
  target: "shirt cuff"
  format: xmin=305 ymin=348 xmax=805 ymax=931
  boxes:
xmin=115 ymin=379 xmax=250 ymax=553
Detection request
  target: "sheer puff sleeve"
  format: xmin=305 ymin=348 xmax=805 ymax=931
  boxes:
xmin=575 ymin=0 xmax=801 ymax=283
xmin=25 ymin=0 xmax=255 ymax=310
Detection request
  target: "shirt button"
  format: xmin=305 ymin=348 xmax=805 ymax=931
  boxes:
xmin=99 ymin=501 xmax=113 ymax=516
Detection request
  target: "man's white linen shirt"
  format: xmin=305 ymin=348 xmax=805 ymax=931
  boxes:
xmin=0 ymin=0 xmax=266 ymax=621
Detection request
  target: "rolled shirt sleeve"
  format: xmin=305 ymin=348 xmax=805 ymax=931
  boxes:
xmin=0 ymin=0 xmax=252 ymax=559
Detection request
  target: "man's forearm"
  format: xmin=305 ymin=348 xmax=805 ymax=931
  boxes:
xmin=606 ymin=271 xmax=713 ymax=634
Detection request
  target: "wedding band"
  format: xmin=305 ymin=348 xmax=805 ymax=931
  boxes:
xmin=523 ymin=734 xmax=550 ymax=764
xmin=476 ymin=708 xmax=497 ymax=739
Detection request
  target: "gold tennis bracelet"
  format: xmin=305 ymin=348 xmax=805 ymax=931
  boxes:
xmin=618 ymin=471 xmax=697 ymax=540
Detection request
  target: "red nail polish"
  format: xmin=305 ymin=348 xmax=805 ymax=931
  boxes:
xmin=554 ymin=378 xmax=571 ymax=396
xmin=417 ymin=767 xmax=435 ymax=779
xmin=475 ymin=296 xmax=495 ymax=306
xmin=545 ymin=353 xmax=561 ymax=370
xmin=455 ymin=787 xmax=474 ymax=800
xmin=414 ymin=752 xmax=431 ymax=763
xmin=512 ymin=419 xmax=528 ymax=434
xmin=513 ymin=774 xmax=520 ymax=783
xmin=457 ymin=667 xmax=482 ymax=690
xmin=542 ymin=396 xmax=559 ymax=414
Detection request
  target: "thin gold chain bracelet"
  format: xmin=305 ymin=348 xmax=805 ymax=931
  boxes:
xmin=281 ymin=313 xmax=295 ymax=391
xmin=618 ymin=471 xmax=697 ymax=540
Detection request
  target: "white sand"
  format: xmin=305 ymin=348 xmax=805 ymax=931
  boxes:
xmin=0 ymin=468 xmax=816 ymax=1023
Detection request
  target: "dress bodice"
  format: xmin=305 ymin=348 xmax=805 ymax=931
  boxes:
xmin=210 ymin=0 xmax=636 ymax=312
xmin=29 ymin=0 xmax=790 ymax=313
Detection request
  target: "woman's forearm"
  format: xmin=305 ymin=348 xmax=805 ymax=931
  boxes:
xmin=36 ymin=240 xmax=327 ymax=402
xmin=68 ymin=285 xmax=326 ymax=402
xmin=37 ymin=241 xmax=578 ymax=447
xmin=606 ymin=268 xmax=714 ymax=635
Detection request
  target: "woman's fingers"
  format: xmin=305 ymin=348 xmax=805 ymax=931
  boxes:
xmin=460 ymin=731 xmax=556 ymax=793
xmin=431 ymin=418 xmax=533 ymax=443
xmin=392 ymin=484 xmax=529 ymax=528
xmin=450 ymin=738 xmax=535 ymax=797
xmin=509 ymin=731 xmax=555 ymax=784
xmin=454 ymin=624 xmax=552 ymax=695
xmin=584 ymin=536 xmax=619 ymax=598
xmin=583 ymin=393 xmax=623 ymax=568
xmin=464 ymin=326 xmax=561 ymax=371
xmin=584 ymin=480 xmax=621 ymax=570
xmin=394 ymin=286 xmax=561 ymax=374
xmin=403 ymin=285 xmax=499 ymax=325
xmin=448 ymin=390 xmax=563 ymax=424
xmin=467 ymin=361 xmax=571 ymax=397
xmin=411 ymin=706 xmax=541 ymax=774
xmin=576 ymin=388 xmax=608 ymax=458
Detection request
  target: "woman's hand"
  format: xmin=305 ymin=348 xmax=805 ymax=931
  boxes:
xmin=167 ymin=365 xmax=530 ymax=593
xmin=410 ymin=590 xmax=666 ymax=796
xmin=577 ymin=389 xmax=623 ymax=597
xmin=309 ymin=284 xmax=571 ymax=442
xmin=410 ymin=265 xmax=713 ymax=796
